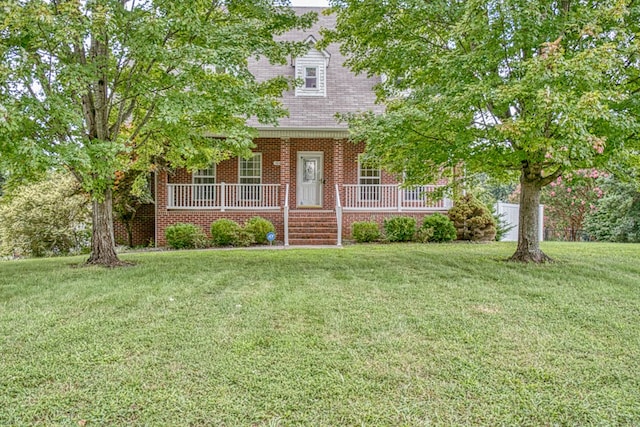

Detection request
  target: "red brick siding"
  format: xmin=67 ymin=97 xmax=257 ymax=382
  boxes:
xmin=167 ymin=139 xmax=282 ymax=185
xmin=153 ymin=137 xmax=423 ymax=247
xmin=114 ymin=203 xmax=156 ymax=247
xmin=343 ymin=141 xmax=397 ymax=185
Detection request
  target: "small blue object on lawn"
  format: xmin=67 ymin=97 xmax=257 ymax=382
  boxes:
xmin=266 ymin=232 xmax=276 ymax=246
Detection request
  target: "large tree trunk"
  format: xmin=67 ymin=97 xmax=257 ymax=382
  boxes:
xmin=87 ymin=188 xmax=122 ymax=266
xmin=509 ymin=164 xmax=552 ymax=263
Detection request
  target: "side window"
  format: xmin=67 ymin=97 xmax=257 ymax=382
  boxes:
xmin=358 ymin=155 xmax=381 ymax=201
xmin=239 ymin=153 xmax=262 ymax=200
xmin=193 ymin=165 xmax=216 ymax=200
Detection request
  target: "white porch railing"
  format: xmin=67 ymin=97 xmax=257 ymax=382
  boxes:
xmin=167 ymin=183 xmax=280 ymax=210
xmin=343 ymin=184 xmax=452 ymax=211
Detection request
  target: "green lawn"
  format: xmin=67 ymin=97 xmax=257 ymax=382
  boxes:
xmin=1 ymin=243 xmax=639 ymax=426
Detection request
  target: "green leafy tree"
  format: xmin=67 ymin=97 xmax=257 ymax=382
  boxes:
xmin=325 ymin=0 xmax=640 ymax=262
xmin=541 ymin=169 xmax=604 ymax=241
xmin=584 ymin=174 xmax=640 ymax=242
xmin=0 ymin=174 xmax=91 ymax=257
xmin=0 ymin=0 xmax=314 ymax=266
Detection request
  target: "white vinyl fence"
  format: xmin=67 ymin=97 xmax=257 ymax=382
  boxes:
xmin=495 ymin=202 xmax=544 ymax=242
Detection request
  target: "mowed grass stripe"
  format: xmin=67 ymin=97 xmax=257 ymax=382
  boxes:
xmin=1 ymin=242 xmax=639 ymax=425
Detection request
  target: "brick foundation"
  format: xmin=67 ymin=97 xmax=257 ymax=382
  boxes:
xmin=114 ymin=203 xmax=156 ymax=247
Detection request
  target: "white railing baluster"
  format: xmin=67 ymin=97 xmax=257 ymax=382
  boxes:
xmin=166 ymin=183 xmax=281 ymax=210
xmin=341 ymin=184 xmax=449 ymax=211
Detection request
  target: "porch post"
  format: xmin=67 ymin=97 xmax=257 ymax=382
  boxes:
xmin=156 ymin=169 xmax=169 ymax=247
xmin=280 ymin=138 xmax=290 ymax=206
xmin=280 ymin=138 xmax=290 ymax=246
xmin=221 ymin=182 xmax=226 ymax=212
xmin=333 ymin=139 xmax=344 ymax=246
xmin=333 ymin=138 xmax=344 ymax=204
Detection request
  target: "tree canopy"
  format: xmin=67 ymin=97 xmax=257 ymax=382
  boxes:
xmin=0 ymin=0 xmax=315 ymax=265
xmin=325 ymin=0 xmax=640 ymax=261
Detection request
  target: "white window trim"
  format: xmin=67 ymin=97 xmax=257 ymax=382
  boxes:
xmin=357 ymin=155 xmax=381 ymax=201
xmin=304 ymin=66 xmax=319 ymax=89
xmin=238 ymin=153 xmax=262 ymax=201
xmin=192 ymin=164 xmax=216 ymax=201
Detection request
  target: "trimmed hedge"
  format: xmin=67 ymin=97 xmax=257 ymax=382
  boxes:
xmin=244 ymin=217 xmax=276 ymax=244
xmin=165 ymin=223 xmax=208 ymax=249
xmin=422 ymin=213 xmax=457 ymax=243
xmin=352 ymin=221 xmax=381 ymax=243
xmin=210 ymin=219 xmax=243 ymax=246
xmin=383 ymin=216 xmax=417 ymax=242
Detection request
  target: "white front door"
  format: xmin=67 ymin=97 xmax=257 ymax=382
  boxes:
xmin=297 ymin=152 xmax=323 ymax=207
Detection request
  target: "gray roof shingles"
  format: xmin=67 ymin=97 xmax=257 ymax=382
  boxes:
xmin=247 ymin=7 xmax=383 ymax=130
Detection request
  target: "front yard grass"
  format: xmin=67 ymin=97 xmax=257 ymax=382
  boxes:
xmin=1 ymin=242 xmax=639 ymax=425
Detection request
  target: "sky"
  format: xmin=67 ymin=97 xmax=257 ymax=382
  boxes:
xmin=290 ymin=0 xmax=330 ymax=6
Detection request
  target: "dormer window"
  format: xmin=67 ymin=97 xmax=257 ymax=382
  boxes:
xmin=294 ymin=35 xmax=330 ymax=97
xmin=305 ymin=67 xmax=318 ymax=89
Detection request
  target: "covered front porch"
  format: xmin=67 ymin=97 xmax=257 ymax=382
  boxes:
xmin=155 ymin=137 xmax=452 ymax=246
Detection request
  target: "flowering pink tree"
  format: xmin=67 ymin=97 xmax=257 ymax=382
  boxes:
xmin=541 ymin=170 xmax=606 ymax=241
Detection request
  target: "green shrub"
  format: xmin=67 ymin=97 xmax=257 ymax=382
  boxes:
xmin=448 ymin=194 xmax=497 ymax=241
xmin=352 ymin=221 xmax=381 ymax=243
xmin=415 ymin=227 xmax=435 ymax=243
xmin=235 ymin=229 xmax=256 ymax=247
xmin=422 ymin=213 xmax=457 ymax=243
xmin=383 ymin=216 xmax=417 ymax=242
xmin=210 ymin=219 xmax=242 ymax=246
xmin=0 ymin=174 xmax=91 ymax=257
xmin=244 ymin=216 xmax=275 ymax=244
xmin=165 ymin=223 xmax=208 ymax=249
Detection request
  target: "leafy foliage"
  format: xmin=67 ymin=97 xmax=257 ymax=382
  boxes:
xmin=210 ymin=219 xmax=243 ymax=247
xmin=235 ymin=228 xmax=257 ymax=248
xmin=244 ymin=217 xmax=276 ymax=245
xmin=164 ymin=223 xmax=208 ymax=250
xmin=383 ymin=217 xmax=416 ymax=242
xmin=0 ymin=0 xmax=315 ymax=264
xmin=113 ymin=170 xmax=154 ymax=247
xmin=325 ymin=0 xmax=640 ymax=261
xmin=448 ymin=195 xmax=497 ymax=242
xmin=541 ymin=170 xmax=605 ymax=241
xmin=584 ymin=176 xmax=640 ymax=242
xmin=414 ymin=227 xmax=434 ymax=243
xmin=351 ymin=221 xmax=381 ymax=243
xmin=421 ymin=213 xmax=457 ymax=243
xmin=0 ymin=174 xmax=90 ymax=257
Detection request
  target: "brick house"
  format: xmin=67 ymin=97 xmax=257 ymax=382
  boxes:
xmin=118 ymin=7 xmax=452 ymax=247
